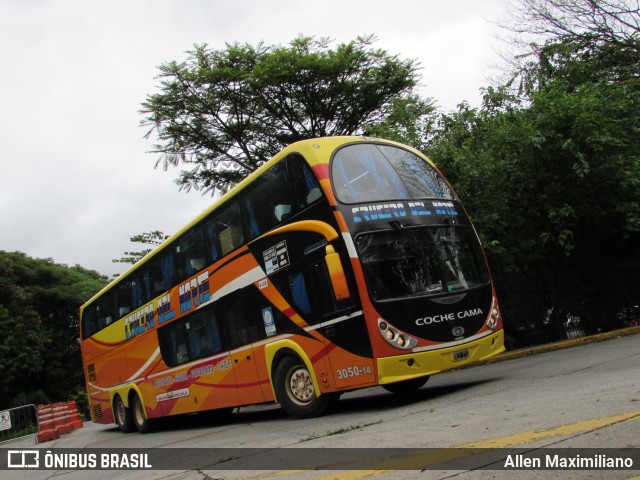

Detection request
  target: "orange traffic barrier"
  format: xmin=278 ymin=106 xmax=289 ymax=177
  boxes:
xmin=66 ymin=401 xmax=83 ymax=429
xmin=52 ymin=402 xmax=73 ymax=435
xmin=36 ymin=404 xmax=60 ymax=443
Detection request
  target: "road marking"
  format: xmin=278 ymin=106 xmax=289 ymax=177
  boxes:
xmin=232 ymin=471 xmax=308 ymax=480
xmin=297 ymin=409 xmax=640 ymax=479
xmin=454 ymin=409 xmax=640 ymax=448
xmin=225 ymin=410 xmax=640 ymax=479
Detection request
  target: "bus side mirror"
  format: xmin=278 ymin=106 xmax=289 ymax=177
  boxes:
xmin=324 ymin=245 xmax=351 ymax=301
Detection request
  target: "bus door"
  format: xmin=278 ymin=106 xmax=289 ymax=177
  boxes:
xmin=219 ymin=291 xmax=266 ymax=406
xmin=272 ymin=235 xmax=375 ymax=389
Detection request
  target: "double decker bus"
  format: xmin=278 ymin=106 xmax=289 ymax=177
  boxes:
xmin=80 ymin=136 xmax=504 ymax=433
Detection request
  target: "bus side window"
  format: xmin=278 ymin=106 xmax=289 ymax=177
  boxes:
xmin=218 ymin=291 xmax=261 ymax=348
xmin=148 ymin=257 xmax=165 ymax=296
xmin=289 ymin=271 xmax=312 ymax=316
xmin=217 ymin=201 xmax=244 ymax=256
xmin=116 ymin=279 xmax=132 ymax=317
xmin=203 ymin=216 xmax=220 ymax=264
xmin=176 ymin=342 xmax=188 ymax=363
xmin=203 ymin=310 xmax=223 ymax=355
xmin=241 ymin=161 xmax=291 ymax=239
xmin=184 ymin=309 xmax=224 ymax=359
xmin=174 ymin=328 xmax=189 ymax=365
xmin=287 ymin=154 xmax=322 ymax=211
xmin=142 ymin=269 xmax=152 ymax=301
xmin=95 ymin=294 xmax=115 ymax=328
xmin=82 ymin=304 xmax=98 ymax=338
xmin=175 ymin=227 xmax=207 ymax=281
xmin=131 ymin=275 xmax=148 ymax=309
xmin=158 ymin=320 xmax=189 ymax=367
xmin=150 ymin=252 xmax=176 ymax=295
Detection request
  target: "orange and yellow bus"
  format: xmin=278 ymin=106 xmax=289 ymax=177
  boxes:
xmin=80 ymin=136 xmax=504 ymax=433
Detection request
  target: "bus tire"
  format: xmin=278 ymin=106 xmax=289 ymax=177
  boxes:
xmin=131 ymin=393 xmax=152 ymax=434
xmin=274 ymin=356 xmax=334 ymax=419
xmin=382 ymin=376 xmax=430 ymax=395
xmin=114 ymin=395 xmax=135 ymax=433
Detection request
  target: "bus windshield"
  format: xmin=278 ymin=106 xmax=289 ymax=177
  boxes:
xmin=331 ymin=143 xmax=454 ymax=204
xmin=355 ymin=226 xmax=489 ymax=301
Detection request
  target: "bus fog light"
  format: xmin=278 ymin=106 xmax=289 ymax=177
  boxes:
xmin=378 ymin=317 xmax=418 ymax=350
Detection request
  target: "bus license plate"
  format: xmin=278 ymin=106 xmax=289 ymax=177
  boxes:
xmin=453 ymin=349 xmax=469 ymax=362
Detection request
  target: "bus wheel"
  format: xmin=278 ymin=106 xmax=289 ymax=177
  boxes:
xmin=275 ymin=356 xmax=334 ymax=418
xmin=114 ymin=395 xmax=135 ymax=433
xmin=131 ymin=394 xmax=152 ymax=434
xmin=382 ymin=376 xmax=430 ymax=395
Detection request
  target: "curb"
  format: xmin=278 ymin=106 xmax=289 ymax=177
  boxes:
xmin=482 ymin=325 xmax=640 ymax=365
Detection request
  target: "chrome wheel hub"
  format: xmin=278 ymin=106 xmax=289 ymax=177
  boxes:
xmin=289 ymin=368 xmax=314 ymax=404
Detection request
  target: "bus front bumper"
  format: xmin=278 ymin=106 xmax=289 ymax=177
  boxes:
xmin=377 ymin=330 xmax=505 ymax=385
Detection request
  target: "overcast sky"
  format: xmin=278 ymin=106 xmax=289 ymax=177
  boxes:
xmin=0 ymin=0 xmax=508 ymax=278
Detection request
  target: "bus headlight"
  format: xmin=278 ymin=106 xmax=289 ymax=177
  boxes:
xmin=486 ymin=297 xmax=500 ymax=330
xmin=378 ymin=318 xmax=418 ymax=350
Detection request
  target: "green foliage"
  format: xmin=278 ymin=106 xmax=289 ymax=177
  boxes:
xmin=141 ymin=35 xmax=421 ymax=194
xmin=0 ymin=251 xmax=107 ymax=408
xmin=113 ymin=230 xmax=169 ymax=265
xmin=363 ymin=94 xmax=438 ymax=151
xmin=427 ymin=37 xmax=640 ymax=344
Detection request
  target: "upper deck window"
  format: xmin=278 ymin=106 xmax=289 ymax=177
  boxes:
xmin=331 ymin=143 xmax=453 ymax=204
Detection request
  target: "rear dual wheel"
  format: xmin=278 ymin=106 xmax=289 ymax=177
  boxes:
xmin=114 ymin=395 xmax=134 ymax=433
xmin=114 ymin=393 xmax=152 ymax=433
xmin=131 ymin=394 xmax=152 ymax=433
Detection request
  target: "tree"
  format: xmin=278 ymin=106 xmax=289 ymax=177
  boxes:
xmin=504 ymin=0 xmax=640 ymax=49
xmin=416 ymin=0 xmax=640 ymax=346
xmin=0 ymin=251 xmax=107 ymax=407
xmin=113 ymin=230 xmax=169 ymax=265
xmin=363 ymin=94 xmax=438 ymax=151
xmin=426 ymin=33 xmax=640 ymax=346
xmin=141 ymin=35 xmax=421 ymax=194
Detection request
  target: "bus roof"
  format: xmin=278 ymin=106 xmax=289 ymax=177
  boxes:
xmin=80 ymin=136 xmax=429 ymax=310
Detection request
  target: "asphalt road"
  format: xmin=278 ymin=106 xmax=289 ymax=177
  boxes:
xmin=3 ymin=331 xmax=639 ymax=479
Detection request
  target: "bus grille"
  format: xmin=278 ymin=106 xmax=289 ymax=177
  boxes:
xmin=92 ymin=404 xmax=103 ymax=422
